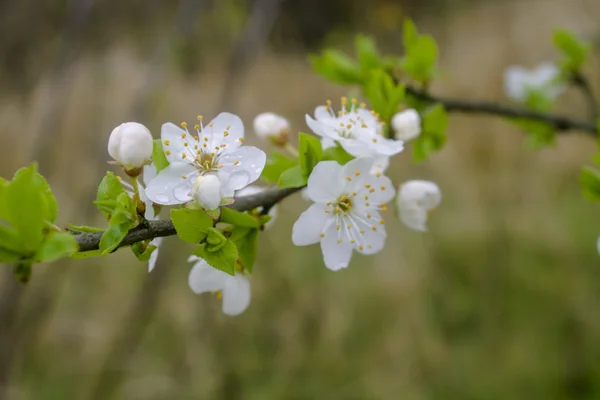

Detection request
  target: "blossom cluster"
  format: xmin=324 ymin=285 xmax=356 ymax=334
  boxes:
xmin=106 ymin=99 xmax=441 ymax=316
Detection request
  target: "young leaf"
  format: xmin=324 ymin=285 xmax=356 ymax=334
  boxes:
xmin=298 ymin=133 xmax=323 ymax=178
xmin=261 ymin=151 xmax=298 ymax=183
xmin=580 ymin=166 xmax=600 ymax=202
xmin=309 ymin=50 xmax=362 ymax=85
xmin=230 ymin=227 xmax=259 ymax=273
xmin=553 ymin=29 xmax=590 ymax=72
xmin=0 ymin=224 xmax=25 ymax=253
xmin=322 ymin=145 xmax=354 ymax=165
xmin=355 ymin=34 xmax=381 ymax=73
xmin=277 ymin=165 xmax=307 ymax=188
xmin=6 ymin=164 xmax=48 ymax=253
xmin=152 ymin=139 xmax=170 ymax=173
xmin=403 ymin=19 xmax=420 ymax=51
xmin=0 ymin=246 xmax=21 ymax=263
xmin=220 ymin=208 xmax=260 ymax=228
xmin=413 ymin=104 xmax=448 ymax=161
xmin=32 ymin=172 xmax=58 ymax=223
xmin=70 ymin=249 xmax=102 ymax=259
xmin=400 ymin=20 xmax=439 ymax=84
xmin=193 ymin=239 xmax=238 ymax=276
xmin=97 ymin=172 xmax=126 ymax=217
xmin=35 ymin=232 xmax=78 ymax=262
xmin=99 ymin=224 xmax=129 ymax=255
xmin=67 ymin=224 xmax=106 ymax=233
xmin=132 ymin=242 xmax=157 ymax=262
xmin=170 ymin=208 xmax=213 ymax=244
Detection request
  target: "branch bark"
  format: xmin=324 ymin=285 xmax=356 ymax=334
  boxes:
xmin=73 ymin=187 xmax=302 ymax=252
xmin=405 ymin=85 xmax=599 ymax=136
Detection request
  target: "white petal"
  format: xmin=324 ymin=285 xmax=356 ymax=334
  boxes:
xmin=222 ymin=274 xmax=251 ymax=316
xmin=188 ymin=259 xmax=228 ymax=293
xmin=340 ymin=138 xmax=376 ymax=158
xmin=292 ymin=203 xmax=332 ymax=246
xmin=370 ymin=156 xmax=389 ymax=175
xmin=398 ymin=205 xmax=428 ymax=231
xmin=161 ymin=123 xmax=198 ymax=164
xmin=320 ymin=222 xmax=353 ymax=271
xmin=147 ymin=237 xmax=162 ymax=272
xmin=217 ymin=146 xmax=266 ymax=194
xmin=265 ymin=205 xmax=278 ymax=230
xmin=144 ymin=163 xmax=197 ymax=205
xmin=355 ymin=174 xmax=395 ymax=205
xmin=306 ymin=161 xmax=344 ymax=203
xmin=143 ymin=164 xmax=157 ymax=186
xmin=321 ymin=136 xmax=336 ymax=150
xmin=352 ymin=211 xmax=386 ymax=255
xmin=368 ymin=136 xmax=404 ymax=156
xmin=202 ymin=112 xmax=244 ymax=151
xmin=306 ymin=114 xmax=338 ymax=141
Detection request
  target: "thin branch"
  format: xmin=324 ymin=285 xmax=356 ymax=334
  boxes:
xmin=73 ymin=187 xmax=302 ymax=252
xmin=405 ymin=85 xmax=599 ymax=136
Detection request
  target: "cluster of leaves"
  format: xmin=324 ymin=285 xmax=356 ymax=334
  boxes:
xmin=0 ymin=164 xmax=77 ymax=282
xmin=309 ymin=19 xmax=447 ymax=161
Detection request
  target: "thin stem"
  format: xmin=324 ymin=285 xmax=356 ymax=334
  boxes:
xmin=131 ymin=177 xmax=141 ymax=203
xmin=284 ymin=142 xmax=299 ymax=158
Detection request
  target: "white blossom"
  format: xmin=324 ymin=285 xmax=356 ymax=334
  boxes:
xmin=145 ymin=113 xmax=266 ymax=205
xmin=396 ymin=180 xmax=441 ymax=231
xmin=235 ymin=185 xmax=278 ymax=229
xmin=504 ymin=62 xmax=565 ymax=102
xmin=321 ymin=131 xmax=390 ymax=176
xmin=188 ymin=256 xmax=251 ymax=316
xmin=292 ymin=157 xmax=394 ymax=271
xmin=391 ymin=109 xmax=421 ymax=141
xmin=305 ymin=97 xmax=404 ymax=159
xmin=191 ymin=175 xmax=222 ymax=210
xmin=108 ymin=122 xmax=153 ymax=168
xmin=253 ymin=112 xmax=290 ymax=141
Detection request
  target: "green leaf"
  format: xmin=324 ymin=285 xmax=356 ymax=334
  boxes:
xmin=580 ymin=166 xmax=600 ymax=202
xmin=152 ymin=139 xmax=170 ymax=173
xmin=220 ymin=207 xmax=260 ymax=228
xmin=132 ymin=242 xmax=157 ymax=262
xmin=277 ymin=165 xmax=307 ymax=189
xmin=0 ymin=224 xmax=25 ymax=253
xmin=170 ymin=208 xmax=213 ymax=244
xmin=109 ymin=192 xmax=136 ymax=226
xmin=322 ymin=145 xmax=354 ymax=165
xmin=260 ymin=151 xmax=298 ymax=183
xmin=96 ymin=172 xmax=126 ymax=217
xmin=193 ymin=239 xmax=238 ymax=276
xmin=362 ymin=69 xmax=405 ymax=122
xmin=512 ymin=119 xmax=556 ymax=149
xmin=32 ymin=172 xmax=58 ymax=223
xmin=298 ymin=133 xmax=323 ymax=178
xmin=5 ymin=164 xmax=48 ymax=253
xmin=70 ymin=249 xmax=102 ymax=259
xmin=309 ymin=50 xmax=362 ymax=85
xmin=413 ymin=104 xmax=448 ymax=161
xmin=553 ymin=29 xmax=590 ymax=72
xmin=355 ymin=34 xmax=381 ymax=73
xmin=0 ymin=246 xmax=21 ymax=263
xmin=230 ymin=227 xmax=258 ymax=273
xmin=403 ymin=19 xmax=419 ymax=51
xmin=99 ymin=224 xmax=129 ymax=255
xmin=35 ymin=232 xmax=78 ymax=262
xmin=400 ymin=20 xmax=439 ymax=84
xmin=205 ymin=227 xmax=227 ymax=250
xmin=67 ymin=224 xmax=106 ymax=233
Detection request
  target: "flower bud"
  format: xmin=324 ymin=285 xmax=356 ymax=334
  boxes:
xmin=191 ymin=175 xmax=222 ymax=210
xmin=396 ymin=180 xmax=441 ymax=231
xmin=108 ymin=122 xmax=153 ymax=168
xmin=253 ymin=112 xmax=290 ymax=143
xmin=391 ymin=109 xmax=421 ymax=141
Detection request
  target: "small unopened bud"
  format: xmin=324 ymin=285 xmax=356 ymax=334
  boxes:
xmin=396 ymin=180 xmax=441 ymax=232
xmin=108 ymin=122 xmax=153 ymax=168
xmin=253 ymin=112 xmax=290 ymax=144
xmin=391 ymin=109 xmax=421 ymax=141
xmin=191 ymin=175 xmax=222 ymax=210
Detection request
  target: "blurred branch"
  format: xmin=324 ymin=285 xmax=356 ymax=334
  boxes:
xmin=405 ymin=85 xmax=599 ymax=136
xmin=572 ymin=73 xmax=598 ymax=121
xmin=74 ymin=186 xmax=301 ymax=251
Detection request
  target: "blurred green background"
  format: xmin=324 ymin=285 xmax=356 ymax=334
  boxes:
xmin=1 ymin=0 xmax=600 ymax=399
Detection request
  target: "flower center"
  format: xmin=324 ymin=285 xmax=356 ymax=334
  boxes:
xmin=336 ymin=195 xmax=353 ymax=213
xmin=195 ymin=151 xmax=219 ymax=173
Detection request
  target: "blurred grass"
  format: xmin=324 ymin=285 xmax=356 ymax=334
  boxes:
xmin=1 ymin=0 xmax=600 ymax=399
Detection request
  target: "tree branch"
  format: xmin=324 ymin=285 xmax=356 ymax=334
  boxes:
xmin=73 ymin=187 xmax=302 ymax=252
xmin=405 ymin=85 xmax=599 ymax=136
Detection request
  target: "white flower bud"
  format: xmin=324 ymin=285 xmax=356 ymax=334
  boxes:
xmin=191 ymin=175 xmax=222 ymax=210
xmin=253 ymin=112 xmax=290 ymax=140
xmin=396 ymin=180 xmax=441 ymax=231
xmin=108 ymin=122 xmax=153 ymax=168
xmin=391 ymin=109 xmax=421 ymax=141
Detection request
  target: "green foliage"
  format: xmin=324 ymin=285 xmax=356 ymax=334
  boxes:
xmin=220 ymin=207 xmax=260 ymax=228
xmin=230 ymin=226 xmax=259 ymax=273
xmin=413 ymin=104 xmax=448 ymax=161
xmin=35 ymin=232 xmax=78 ymax=262
xmin=260 ymin=151 xmax=298 ymax=183
xmin=132 ymin=241 xmax=158 ymax=262
xmin=580 ymin=166 xmax=600 ymax=202
xmin=363 ymin=69 xmax=405 ymax=122
xmin=96 ymin=172 xmax=127 ymax=217
xmin=99 ymin=224 xmax=129 ymax=255
xmin=400 ymin=19 xmax=439 ymax=84
xmin=298 ymin=133 xmax=323 ymax=178
xmin=309 ymin=50 xmax=362 ymax=85
xmin=152 ymin=139 xmax=170 ymax=172
xmin=277 ymin=165 xmax=307 ymax=188
xmin=516 ymin=120 xmax=556 ymax=149
xmin=322 ymin=145 xmax=354 ymax=165
xmin=355 ymin=34 xmax=382 ymax=74
xmin=553 ymin=29 xmax=590 ymax=72
xmin=193 ymin=228 xmax=238 ymax=275
xmin=170 ymin=208 xmax=213 ymax=244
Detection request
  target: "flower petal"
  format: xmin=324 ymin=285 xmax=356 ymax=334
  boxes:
xmin=147 ymin=237 xmax=162 ymax=272
xmin=161 ymin=123 xmax=198 ymax=164
xmin=201 ymin=112 xmax=244 ymax=151
xmin=222 ymin=274 xmax=251 ymax=316
xmin=306 ymin=161 xmax=344 ymax=203
xmin=218 ymin=146 xmax=266 ymax=195
xmin=320 ymin=222 xmax=353 ymax=271
xmin=144 ymin=163 xmax=197 ymax=205
xmin=292 ymin=203 xmax=331 ymax=246
xmin=188 ymin=259 xmax=228 ymax=293
xmin=398 ymin=205 xmax=428 ymax=231
xmin=370 ymin=156 xmax=389 ymax=175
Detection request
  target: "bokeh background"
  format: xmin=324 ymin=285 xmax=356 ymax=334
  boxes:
xmin=1 ymin=0 xmax=600 ymax=399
